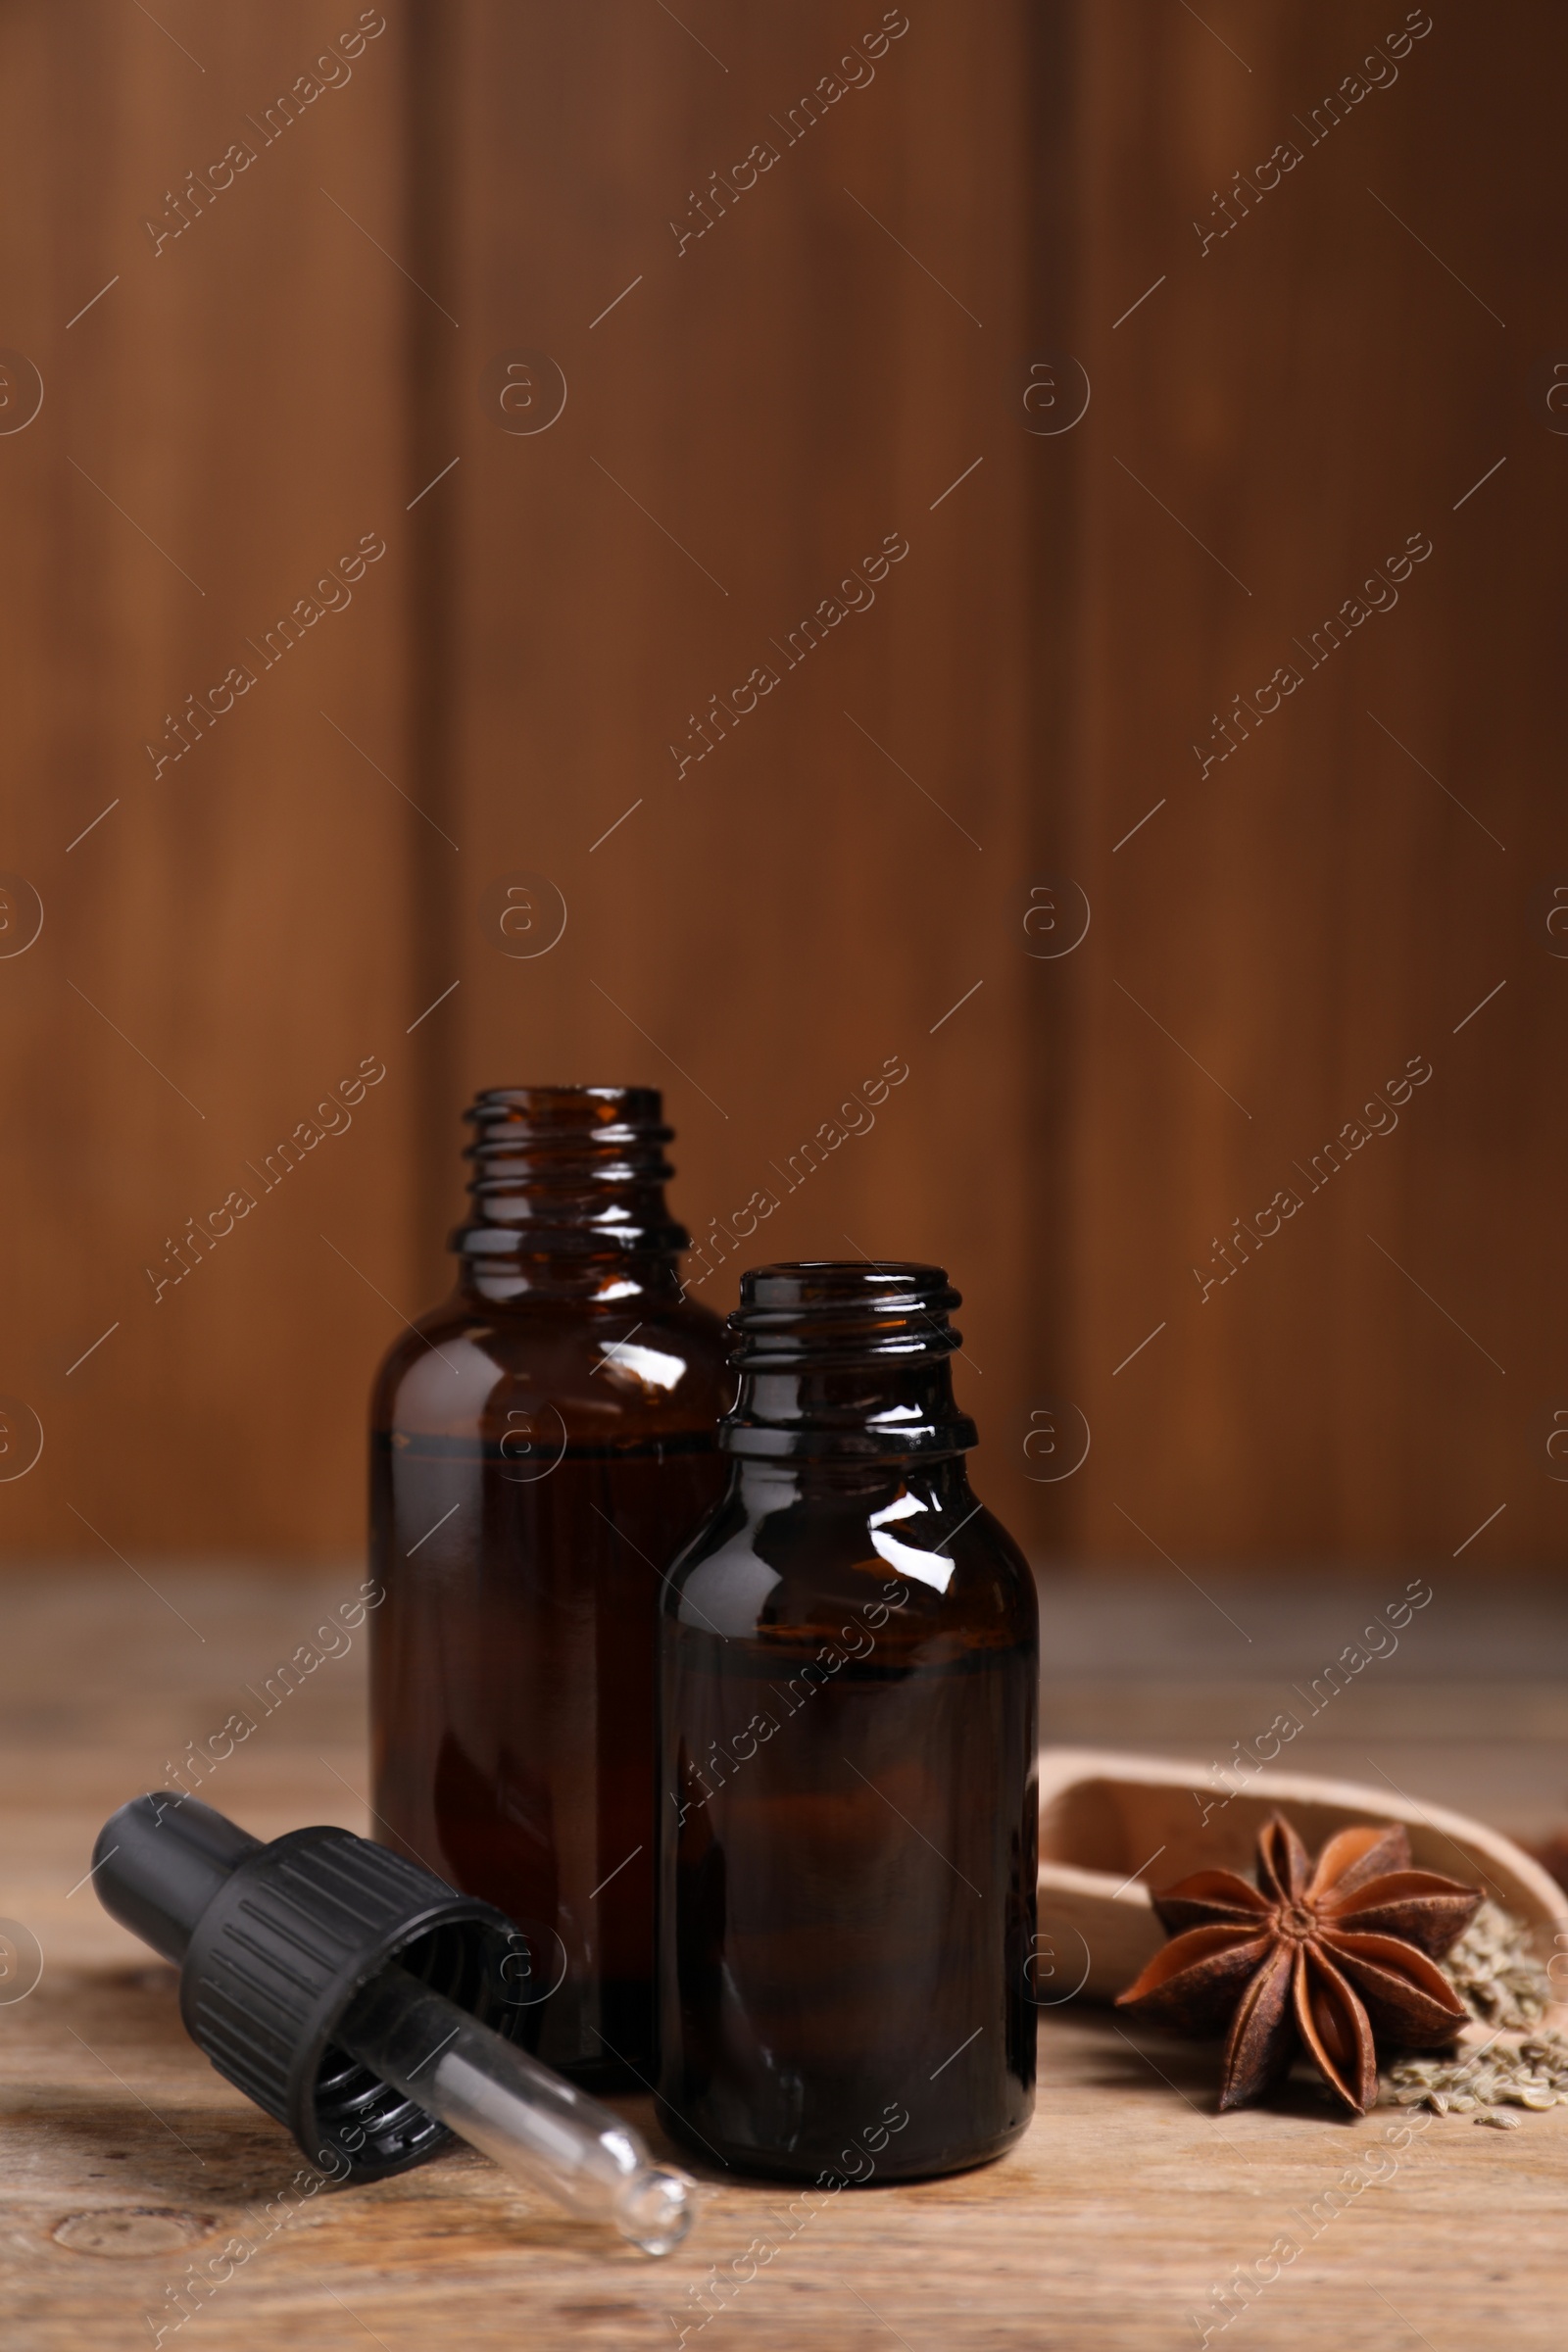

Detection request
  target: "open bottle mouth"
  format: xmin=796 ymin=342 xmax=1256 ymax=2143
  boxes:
xmin=727 ymin=1260 xmax=964 ymax=1364
xmin=451 ymin=1086 xmax=690 ymax=1259
xmin=721 ymin=1260 xmax=977 ymax=1458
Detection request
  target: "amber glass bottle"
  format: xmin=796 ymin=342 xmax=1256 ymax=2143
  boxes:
xmin=656 ymin=1261 xmax=1038 ymax=2181
xmin=369 ymin=1087 xmax=728 ymax=2088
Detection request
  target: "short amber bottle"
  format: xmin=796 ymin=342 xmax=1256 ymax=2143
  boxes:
xmin=656 ymin=1261 xmax=1038 ymax=2180
xmin=369 ymin=1087 xmax=729 ymax=2087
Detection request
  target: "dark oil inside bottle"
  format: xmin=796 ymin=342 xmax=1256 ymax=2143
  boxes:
xmin=368 ymin=1087 xmax=728 ymax=2090
xmin=656 ymin=1261 xmax=1039 ymax=2181
xmin=372 ymin=1431 xmax=723 ymax=2083
xmin=662 ymin=1607 xmax=1037 ymax=2180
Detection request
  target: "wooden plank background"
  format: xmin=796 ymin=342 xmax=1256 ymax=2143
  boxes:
xmin=0 ymin=0 xmax=1559 ymax=1566
xmin=1058 ymin=0 xmax=1568 ymax=1566
xmin=420 ymin=0 xmax=1040 ymax=1515
xmin=0 ymin=4 xmax=419 ymax=1557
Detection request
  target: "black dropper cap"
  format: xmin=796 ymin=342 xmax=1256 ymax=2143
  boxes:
xmin=93 ymin=1794 xmax=525 ymax=2180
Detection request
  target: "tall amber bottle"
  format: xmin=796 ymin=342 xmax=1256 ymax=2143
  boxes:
xmin=657 ymin=1261 xmax=1038 ymax=2180
xmin=370 ymin=1087 xmax=728 ymax=2086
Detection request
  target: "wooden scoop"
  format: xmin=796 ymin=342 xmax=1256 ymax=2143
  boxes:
xmin=1035 ymin=1746 xmax=1568 ymax=2005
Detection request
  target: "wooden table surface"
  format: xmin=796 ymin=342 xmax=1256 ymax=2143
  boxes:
xmin=5 ymin=1568 xmax=1568 ymax=2350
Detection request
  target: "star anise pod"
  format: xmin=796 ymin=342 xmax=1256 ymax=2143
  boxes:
xmin=1115 ymin=1813 xmax=1482 ymax=2115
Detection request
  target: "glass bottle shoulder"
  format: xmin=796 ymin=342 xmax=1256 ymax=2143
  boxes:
xmin=662 ymin=1460 xmax=1038 ymax=1654
xmin=370 ymin=1282 xmax=731 ymax=1446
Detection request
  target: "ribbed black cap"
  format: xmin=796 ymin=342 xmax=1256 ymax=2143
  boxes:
xmin=93 ymin=1796 xmax=524 ymax=2180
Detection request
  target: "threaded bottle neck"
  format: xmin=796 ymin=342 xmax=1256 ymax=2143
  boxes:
xmin=451 ymin=1088 xmax=689 ymax=1292
xmin=720 ymin=1261 xmax=978 ymax=1460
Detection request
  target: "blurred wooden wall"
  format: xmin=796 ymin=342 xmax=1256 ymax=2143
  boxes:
xmin=0 ymin=5 xmax=419 ymax=1560
xmin=0 ymin=1 xmax=1043 ymax=1559
xmin=0 ymin=0 xmax=1559 ymax=1568
xmin=1052 ymin=0 xmax=1568 ymax=1570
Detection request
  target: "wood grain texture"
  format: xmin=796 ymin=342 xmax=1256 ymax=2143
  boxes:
xmin=0 ymin=0 xmax=1561 ymax=1570
xmin=0 ymin=2 xmax=418 ymax=1555
xmin=1056 ymin=0 xmax=1568 ymax=1565
xmin=415 ymin=0 xmax=1046 ymax=1533
xmin=7 ymin=1571 xmax=1568 ymax=2350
